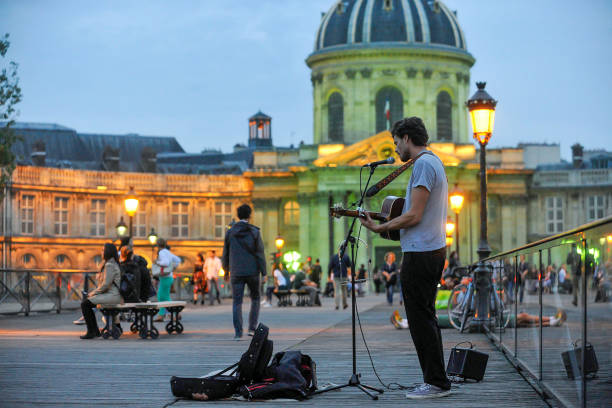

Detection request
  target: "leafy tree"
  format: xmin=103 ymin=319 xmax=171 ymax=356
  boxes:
xmin=0 ymin=33 xmax=22 ymax=197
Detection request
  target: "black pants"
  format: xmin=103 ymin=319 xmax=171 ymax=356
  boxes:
xmin=81 ymin=298 xmax=99 ymax=335
xmin=400 ymin=248 xmax=451 ymax=390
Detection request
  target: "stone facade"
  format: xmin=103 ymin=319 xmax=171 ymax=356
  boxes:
xmin=1 ymin=166 xmax=252 ymax=271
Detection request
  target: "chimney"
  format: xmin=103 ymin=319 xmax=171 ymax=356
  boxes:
xmin=31 ymin=140 xmax=46 ymax=166
xmin=102 ymin=145 xmax=120 ymax=171
xmin=140 ymin=146 xmax=157 ymax=173
xmin=571 ymin=143 xmax=583 ymax=169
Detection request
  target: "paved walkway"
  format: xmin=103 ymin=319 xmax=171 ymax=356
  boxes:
xmin=0 ymin=294 xmax=548 ymax=407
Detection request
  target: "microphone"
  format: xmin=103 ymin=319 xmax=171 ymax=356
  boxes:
xmin=363 ymin=157 xmax=395 ymax=168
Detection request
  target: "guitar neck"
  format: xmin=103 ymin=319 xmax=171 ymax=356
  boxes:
xmin=336 ymin=210 xmax=387 ymax=222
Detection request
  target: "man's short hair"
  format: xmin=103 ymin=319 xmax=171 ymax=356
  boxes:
xmin=391 ymin=117 xmax=429 ymax=146
xmin=237 ymin=204 xmax=252 ymax=220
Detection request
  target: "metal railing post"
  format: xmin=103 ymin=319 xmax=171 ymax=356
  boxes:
xmin=25 ymin=271 xmax=31 ymax=316
xmin=56 ymin=272 xmax=62 ymax=314
xmin=538 ymin=250 xmax=543 ymax=381
xmin=581 ymin=238 xmax=588 ymax=408
xmin=514 ymin=255 xmax=518 ymax=358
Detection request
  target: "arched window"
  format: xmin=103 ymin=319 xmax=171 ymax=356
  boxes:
xmin=92 ymin=255 xmax=102 ymax=268
xmin=328 ymin=92 xmax=344 ymax=142
xmin=376 ymin=87 xmax=403 ymax=133
xmin=436 ymin=91 xmax=452 ymax=141
xmin=283 ymin=201 xmax=300 ymax=226
xmin=22 ymin=253 xmax=36 ymax=268
xmin=55 ymin=254 xmax=71 ymax=268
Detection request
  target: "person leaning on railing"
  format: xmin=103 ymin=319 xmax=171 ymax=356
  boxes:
xmin=80 ymin=243 xmax=123 ymax=339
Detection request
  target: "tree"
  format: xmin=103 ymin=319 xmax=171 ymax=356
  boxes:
xmin=0 ymin=33 xmax=22 ymax=197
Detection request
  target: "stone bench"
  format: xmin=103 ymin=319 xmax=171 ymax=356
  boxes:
xmin=97 ymin=301 xmax=186 ymax=339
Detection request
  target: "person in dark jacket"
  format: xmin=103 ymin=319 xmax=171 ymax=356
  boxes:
xmin=222 ymin=204 xmax=267 ymax=340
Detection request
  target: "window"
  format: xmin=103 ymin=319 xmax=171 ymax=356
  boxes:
xmin=54 ymin=197 xmax=69 ymax=235
xmin=284 ymin=201 xmax=300 ymax=225
xmin=587 ymin=195 xmax=605 ymax=222
xmin=375 ymin=86 xmax=403 ymax=133
xmin=436 ymin=91 xmax=452 ymax=141
xmin=55 ymin=254 xmax=70 ymax=268
xmin=328 ymin=92 xmax=344 ymax=142
xmin=20 ymin=195 xmax=34 ymax=234
xmin=214 ymin=201 xmax=233 ymax=239
xmin=546 ymin=196 xmax=563 ymax=234
xmin=134 ymin=201 xmax=147 ymax=238
xmin=90 ymin=199 xmax=106 ymax=236
xmin=92 ymin=255 xmax=102 ymax=268
xmin=22 ymin=253 xmax=36 ymax=268
xmin=171 ymin=202 xmax=189 ymax=238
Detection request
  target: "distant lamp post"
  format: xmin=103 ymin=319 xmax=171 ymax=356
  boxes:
xmin=446 ymin=218 xmax=456 ymax=249
xmin=466 ymin=82 xmax=497 ymax=260
xmin=275 ymin=236 xmax=285 ymax=252
xmin=467 ymin=81 xmax=497 ymax=330
xmin=449 ymin=185 xmax=465 ymax=259
xmin=116 ymin=217 xmax=128 ymax=237
xmin=147 ymin=228 xmax=158 ymax=260
xmin=124 ymin=186 xmax=139 ymax=237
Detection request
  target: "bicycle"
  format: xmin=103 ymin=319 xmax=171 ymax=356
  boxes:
xmin=447 ymin=265 xmax=511 ymax=332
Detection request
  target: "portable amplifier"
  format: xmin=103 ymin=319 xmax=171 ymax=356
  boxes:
xmin=446 ymin=342 xmax=488 ymax=382
xmin=561 ymin=341 xmax=598 ymax=379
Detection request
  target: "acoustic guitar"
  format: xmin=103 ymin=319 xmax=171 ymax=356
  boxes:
xmin=329 ymin=196 xmax=405 ymax=241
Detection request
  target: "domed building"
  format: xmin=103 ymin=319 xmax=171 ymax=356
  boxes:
xmin=307 ymin=0 xmax=474 ymax=145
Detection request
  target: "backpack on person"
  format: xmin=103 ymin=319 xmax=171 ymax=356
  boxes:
xmin=133 ymin=255 xmax=156 ymax=301
xmin=170 ymin=323 xmax=274 ymax=400
xmin=118 ymin=260 xmax=142 ymax=303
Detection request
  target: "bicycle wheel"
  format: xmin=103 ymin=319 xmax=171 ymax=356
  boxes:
xmin=491 ymin=289 xmax=512 ymax=329
xmin=448 ymin=284 xmax=472 ymax=331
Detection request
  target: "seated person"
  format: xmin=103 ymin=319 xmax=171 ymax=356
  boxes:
xmin=265 ymin=263 xmax=288 ymax=305
xmin=80 ymin=243 xmax=123 ymax=339
xmin=293 ymin=268 xmax=320 ymax=306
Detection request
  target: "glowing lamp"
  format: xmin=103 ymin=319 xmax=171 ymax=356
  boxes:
xmin=115 ymin=217 xmax=128 ymax=237
xmin=446 ymin=236 xmax=454 ymax=247
xmin=147 ymin=228 xmax=158 ymax=245
xmin=275 ymin=236 xmax=285 ymax=251
xmin=607 ymin=235 xmax=612 ymax=243
xmin=124 ymin=187 xmax=139 ymax=217
xmin=449 ymin=187 xmax=465 ymax=214
xmin=466 ymin=82 xmax=497 ymax=146
xmin=219 ymin=268 xmax=225 ymax=277
xmin=446 ymin=218 xmax=456 ymax=237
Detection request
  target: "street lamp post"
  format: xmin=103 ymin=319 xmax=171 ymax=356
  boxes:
xmin=446 ymin=217 xmax=456 ymax=250
xmin=449 ymin=185 xmax=465 ymax=260
xmin=148 ymin=228 xmax=158 ymax=261
xmin=466 ymin=82 xmax=497 ymax=260
xmin=124 ymin=186 xmax=139 ymax=237
xmin=115 ymin=217 xmax=128 ymax=238
xmin=467 ymin=81 xmax=497 ymax=330
xmin=275 ymin=236 xmax=285 ymax=260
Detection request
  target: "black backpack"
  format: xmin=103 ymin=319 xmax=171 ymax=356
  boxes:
xmin=118 ymin=260 xmax=141 ymax=303
xmin=133 ymin=255 xmax=156 ymax=301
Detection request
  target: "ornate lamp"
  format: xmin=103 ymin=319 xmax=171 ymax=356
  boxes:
xmin=449 ymin=185 xmax=465 ymax=258
xmin=467 ymin=82 xmax=497 ymax=260
xmin=124 ymin=186 xmax=139 ymax=236
xmin=275 ymin=236 xmax=285 ymax=252
xmin=115 ymin=217 xmax=128 ymax=237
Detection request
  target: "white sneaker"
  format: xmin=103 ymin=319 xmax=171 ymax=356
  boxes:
xmin=263 ymin=303 xmax=272 ymax=308
xmin=260 ymin=300 xmax=268 ymax=305
xmin=405 ymin=383 xmax=451 ymax=399
xmin=73 ymin=316 xmax=85 ymax=325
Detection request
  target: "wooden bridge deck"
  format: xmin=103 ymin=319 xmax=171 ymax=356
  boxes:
xmin=0 ymin=296 xmax=550 ymax=407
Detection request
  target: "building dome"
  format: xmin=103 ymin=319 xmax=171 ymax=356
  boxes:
xmin=313 ymin=0 xmax=467 ymax=55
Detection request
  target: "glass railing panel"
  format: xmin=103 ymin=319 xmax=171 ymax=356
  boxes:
xmin=583 ymin=224 xmax=611 ymax=408
xmin=514 ymin=248 xmax=542 ymax=378
xmin=540 ymin=239 xmax=583 ymax=408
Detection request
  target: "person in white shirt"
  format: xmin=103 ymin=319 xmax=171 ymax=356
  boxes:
xmin=204 ymin=250 xmax=222 ymax=305
xmin=154 ymin=238 xmax=181 ymax=322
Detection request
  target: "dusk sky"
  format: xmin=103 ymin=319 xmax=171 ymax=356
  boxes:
xmin=3 ymin=0 xmax=611 ymax=160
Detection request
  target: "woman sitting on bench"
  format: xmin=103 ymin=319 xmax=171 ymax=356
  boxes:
xmin=264 ymin=263 xmax=288 ymax=306
xmin=80 ymin=243 xmax=123 ymax=339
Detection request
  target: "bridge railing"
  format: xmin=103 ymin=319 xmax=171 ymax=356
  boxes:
xmin=475 ymin=216 xmax=611 ymax=408
xmin=0 ymin=268 xmax=220 ymax=315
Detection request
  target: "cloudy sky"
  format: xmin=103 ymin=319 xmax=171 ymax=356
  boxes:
xmin=3 ymin=0 xmax=611 ymax=160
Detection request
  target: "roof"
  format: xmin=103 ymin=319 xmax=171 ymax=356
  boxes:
xmin=311 ymin=0 xmax=468 ymax=56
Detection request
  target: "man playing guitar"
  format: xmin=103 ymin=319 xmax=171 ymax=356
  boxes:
xmin=359 ymin=117 xmax=451 ymax=399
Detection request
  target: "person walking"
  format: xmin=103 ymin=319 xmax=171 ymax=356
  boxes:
xmin=79 ymin=243 xmax=122 ymax=339
xmin=222 ymin=204 xmax=267 ymax=340
xmin=360 ymin=117 xmax=452 ymax=398
xmin=154 ymin=238 xmax=181 ymax=322
xmin=193 ymin=253 xmax=206 ymax=305
xmin=204 ymin=250 xmax=222 ymax=305
xmin=329 ymin=248 xmax=351 ymax=310
xmin=310 ymin=258 xmax=322 ymax=288
xmin=382 ymin=252 xmax=398 ymax=305
xmin=567 ymin=244 xmax=582 ymax=306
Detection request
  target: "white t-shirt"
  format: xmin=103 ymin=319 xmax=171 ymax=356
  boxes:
xmin=274 ymin=269 xmax=286 ymax=287
xmin=204 ymin=256 xmax=222 ymax=280
xmin=157 ymin=248 xmax=181 ymax=278
xmin=558 ymin=268 xmax=566 ymax=283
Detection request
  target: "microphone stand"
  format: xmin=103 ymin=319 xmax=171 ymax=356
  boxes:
xmin=314 ymin=164 xmax=385 ymax=400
